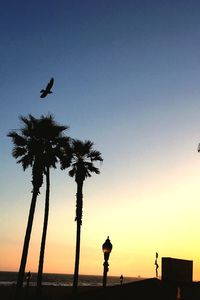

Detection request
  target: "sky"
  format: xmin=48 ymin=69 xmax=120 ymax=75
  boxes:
xmin=1 ymin=0 xmax=200 ymax=280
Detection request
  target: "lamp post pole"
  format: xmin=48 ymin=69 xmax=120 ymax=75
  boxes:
xmin=102 ymin=236 xmax=112 ymax=288
xmin=103 ymin=259 xmax=109 ymax=288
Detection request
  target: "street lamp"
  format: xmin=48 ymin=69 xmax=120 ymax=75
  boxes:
xmin=102 ymin=236 xmax=112 ymax=287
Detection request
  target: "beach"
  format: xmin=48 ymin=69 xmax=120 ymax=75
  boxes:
xmin=2 ymin=278 xmax=200 ymax=300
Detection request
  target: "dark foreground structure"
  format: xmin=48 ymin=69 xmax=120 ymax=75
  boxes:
xmin=75 ymin=278 xmax=177 ymax=300
xmin=162 ymin=257 xmax=193 ymax=283
xmin=74 ymin=278 xmax=200 ymax=300
xmin=1 ymin=278 xmax=200 ymax=300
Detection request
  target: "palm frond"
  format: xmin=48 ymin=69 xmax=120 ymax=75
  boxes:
xmin=69 ymin=139 xmax=103 ymax=181
xmin=9 ymin=114 xmax=72 ymax=186
xmin=17 ymin=155 xmax=33 ymax=171
xmin=84 ymin=162 xmax=100 ymax=174
xmin=12 ymin=146 xmax=27 ymax=158
xmin=69 ymin=167 xmax=76 ymax=178
xmin=71 ymin=140 xmax=91 ymax=158
xmin=88 ymin=150 xmax=103 ymax=162
xmin=7 ymin=131 xmax=27 ymax=146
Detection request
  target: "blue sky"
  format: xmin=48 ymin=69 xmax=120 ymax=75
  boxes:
xmin=2 ymin=0 xmax=200 ymax=278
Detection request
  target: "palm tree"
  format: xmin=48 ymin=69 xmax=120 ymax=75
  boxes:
xmin=8 ymin=114 xmax=71 ymax=299
xmin=36 ymin=115 xmax=71 ymax=296
xmin=8 ymin=115 xmax=45 ymax=300
xmin=68 ymin=139 xmax=103 ymax=292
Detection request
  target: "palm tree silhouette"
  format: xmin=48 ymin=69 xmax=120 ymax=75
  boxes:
xmin=8 ymin=115 xmax=45 ymax=299
xmin=68 ymin=139 xmax=103 ymax=292
xmin=8 ymin=114 xmax=71 ymax=299
xmin=35 ymin=115 xmax=71 ymax=296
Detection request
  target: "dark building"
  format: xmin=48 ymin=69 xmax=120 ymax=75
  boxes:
xmin=162 ymin=257 xmax=193 ymax=283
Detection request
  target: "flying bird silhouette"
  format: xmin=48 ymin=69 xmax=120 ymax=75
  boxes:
xmin=40 ymin=78 xmax=54 ymax=98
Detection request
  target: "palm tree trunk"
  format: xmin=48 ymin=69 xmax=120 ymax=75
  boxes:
xmin=72 ymin=180 xmax=83 ymax=293
xmin=37 ymin=167 xmax=50 ymax=297
xmin=15 ymin=189 xmax=38 ymax=300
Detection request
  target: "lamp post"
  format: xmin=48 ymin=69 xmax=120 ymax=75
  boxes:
xmin=102 ymin=236 xmax=112 ymax=287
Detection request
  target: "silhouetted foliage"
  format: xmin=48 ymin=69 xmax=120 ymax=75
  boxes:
xmin=8 ymin=114 xmax=103 ymax=298
xmin=8 ymin=114 xmax=71 ymax=300
xmin=68 ymin=139 xmax=103 ymax=292
xmin=35 ymin=115 xmax=71 ymax=296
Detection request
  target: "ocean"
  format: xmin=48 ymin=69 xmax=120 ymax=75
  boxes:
xmin=0 ymin=271 xmax=141 ymax=287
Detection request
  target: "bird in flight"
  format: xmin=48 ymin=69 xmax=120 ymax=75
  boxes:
xmin=40 ymin=78 xmax=54 ymax=98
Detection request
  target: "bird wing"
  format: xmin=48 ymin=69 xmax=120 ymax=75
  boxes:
xmin=40 ymin=92 xmax=46 ymax=98
xmin=46 ymin=77 xmax=54 ymax=90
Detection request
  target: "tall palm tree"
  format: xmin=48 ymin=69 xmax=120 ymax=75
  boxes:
xmin=8 ymin=114 xmax=71 ymax=300
xmin=68 ymin=139 xmax=103 ymax=292
xmin=36 ymin=116 xmax=71 ymax=296
xmin=8 ymin=115 xmax=45 ymax=300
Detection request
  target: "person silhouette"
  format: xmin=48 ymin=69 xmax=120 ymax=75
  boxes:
xmin=120 ymin=274 xmax=123 ymax=285
xmin=155 ymin=252 xmax=159 ymax=278
xmin=26 ymin=271 xmax=31 ymax=287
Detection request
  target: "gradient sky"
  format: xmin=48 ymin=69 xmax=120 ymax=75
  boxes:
xmin=1 ymin=0 xmax=200 ymax=280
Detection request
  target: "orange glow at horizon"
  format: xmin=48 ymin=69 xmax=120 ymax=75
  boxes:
xmin=2 ymin=155 xmax=200 ymax=281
